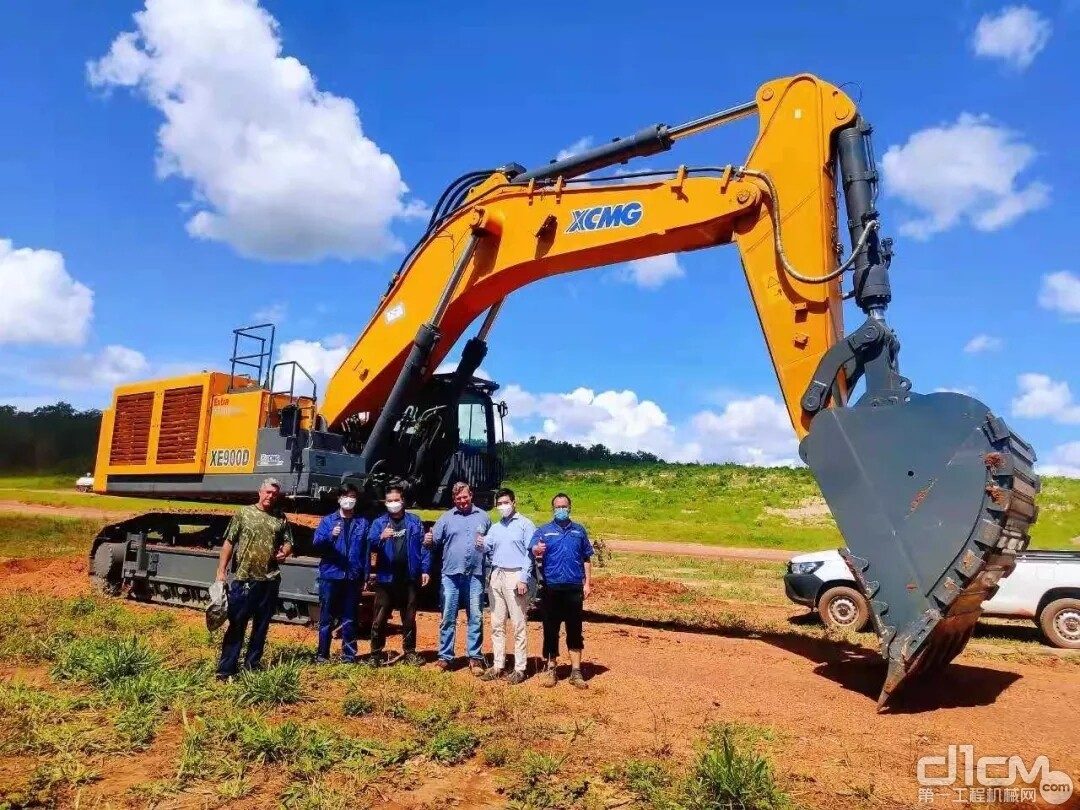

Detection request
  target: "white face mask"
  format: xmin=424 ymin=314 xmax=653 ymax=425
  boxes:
xmin=497 ymin=503 xmax=514 ymax=518
xmin=339 ymin=496 xmax=357 ymax=511
xmin=386 ymin=500 xmax=403 ymax=514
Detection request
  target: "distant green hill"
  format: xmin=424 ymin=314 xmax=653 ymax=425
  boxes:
xmin=498 ymin=464 xmax=1079 ymax=552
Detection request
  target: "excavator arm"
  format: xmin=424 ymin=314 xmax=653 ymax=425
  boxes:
xmin=322 ymin=74 xmax=862 ymax=438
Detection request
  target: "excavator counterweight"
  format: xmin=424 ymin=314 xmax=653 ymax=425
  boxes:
xmin=86 ymin=72 xmax=1039 ymax=709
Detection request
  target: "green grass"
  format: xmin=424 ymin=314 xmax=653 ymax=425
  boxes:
xmin=0 ymin=464 xmax=1076 ymax=555
xmin=606 ymin=722 xmax=793 ymax=810
xmin=0 ymin=487 xmax=218 ymax=513
xmin=0 ymin=474 xmax=81 ymax=490
xmin=0 ymin=514 xmax=104 ymax=559
xmin=493 ymin=465 xmax=840 ymax=552
xmin=1030 ymin=476 xmax=1080 ymax=549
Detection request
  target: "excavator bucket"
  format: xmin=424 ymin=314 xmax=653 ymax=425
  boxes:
xmin=800 ymin=390 xmax=1039 ymax=710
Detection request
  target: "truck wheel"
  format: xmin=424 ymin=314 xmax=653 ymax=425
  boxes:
xmin=817 ymin=585 xmax=870 ymax=632
xmin=1038 ymin=598 xmax=1080 ymax=649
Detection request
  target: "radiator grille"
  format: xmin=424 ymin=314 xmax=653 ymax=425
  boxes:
xmin=155 ymin=386 xmax=204 ymax=464
xmin=109 ymin=392 xmax=154 ymax=466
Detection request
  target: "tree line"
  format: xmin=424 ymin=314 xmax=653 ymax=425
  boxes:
xmin=0 ymin=402 xmax=672 ymax=476
xmin=0 ymin=403 xmax=103 ymax=475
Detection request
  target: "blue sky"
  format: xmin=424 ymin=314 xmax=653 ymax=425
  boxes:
xmin=1 ymin=0 xmax=1078 ymax=475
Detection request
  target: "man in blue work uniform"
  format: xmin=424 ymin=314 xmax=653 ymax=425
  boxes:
xmin=366 ymin=485 xmax=431 ymax=665
xmin=425 ymin=481 xmax=491 ymax=674
xmin=312 ymin=483 xmax=369 ymax=664
xmin=530 ymin=491 xmax=593 ymax=688
xmin=479 ymin=487 xmax=537 ymax=684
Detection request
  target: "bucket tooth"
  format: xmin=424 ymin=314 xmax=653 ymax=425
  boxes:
xmin=801 ymin=391 xmax=1039 ymax=709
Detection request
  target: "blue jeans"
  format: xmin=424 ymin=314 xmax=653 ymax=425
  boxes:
xmin=217 ymin=578 xmax=279 ymax=677
xmin=317 ymin=577 xmax=360 ymax=662
xmin=438 ymin=572 xmax=484 ymax=663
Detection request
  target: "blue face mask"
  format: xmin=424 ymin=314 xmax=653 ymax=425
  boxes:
xmin=553 ymin=507 xmax=570 ymax=522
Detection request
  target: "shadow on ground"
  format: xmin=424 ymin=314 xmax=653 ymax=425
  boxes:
xmin=581 ymin=608 xmax=1022 ymax=713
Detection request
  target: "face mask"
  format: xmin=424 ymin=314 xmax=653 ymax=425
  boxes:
xmin=339 ymin=496 xmax=357 ymax=511
xmin=497 ymin=503 xmax=514 ymax=518
xmin=386 ymin=500 xmax=403 ymax=514
xmin=554 ymin=507 xmax=570 ymax=522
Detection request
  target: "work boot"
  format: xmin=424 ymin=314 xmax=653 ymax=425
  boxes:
xmin=568 ymin=668 xmax=588 ymax=689
xmin=469 ymin=657 xmax=487 ymax=676
xmin=507 ymin=670 xmax=526 ymax=685
xmin=434 ymin=659 xmax=450 ymax=672
xmin=480 ymin=666 xmax=504 ymax=682
xmin=401 ymin=651 xmax=423 ymax=667
xmin=541 ymin=662 xmax=558 ymax=688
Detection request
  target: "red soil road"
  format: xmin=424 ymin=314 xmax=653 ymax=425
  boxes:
xmin=2 ymin=555 xmax=1079 ymax=809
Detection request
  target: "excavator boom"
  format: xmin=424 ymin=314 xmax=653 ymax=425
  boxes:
xmin=321 ymin=75 xmax=854 ymax=438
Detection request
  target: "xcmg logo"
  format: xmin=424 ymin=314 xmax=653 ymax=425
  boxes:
xmin=566 ymin=202 xmax=643 ymax=233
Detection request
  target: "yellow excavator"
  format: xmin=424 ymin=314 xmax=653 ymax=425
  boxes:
xmin=86 ymin=73 xmax=1039 ymax=708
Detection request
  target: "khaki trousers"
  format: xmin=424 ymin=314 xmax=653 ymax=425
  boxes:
xmin=489 ymin=566 xmax=528 ymax=672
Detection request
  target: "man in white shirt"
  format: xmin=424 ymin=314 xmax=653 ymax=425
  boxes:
xmin=478 ymin=487 xmax=536 ymax=684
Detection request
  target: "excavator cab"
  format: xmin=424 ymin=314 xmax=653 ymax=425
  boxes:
xmin=386 ymin=373 xmax=505 ymax=510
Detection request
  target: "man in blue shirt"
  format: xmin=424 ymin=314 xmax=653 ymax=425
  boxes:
xmin=366 ymin=485 xmax=430 ymax=665
xmin=426 ymin=481 xmax=492 ymax=673
xmin=530 ymin=491 xmax=593 ymax=688
xmin=312 ymin=484 xmax=369 ymax=664
xmin=478 ymin=487 xmax=536 ymax=685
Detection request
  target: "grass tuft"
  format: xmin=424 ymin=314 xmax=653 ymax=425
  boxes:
xmin=427 ymin=723 xmax=479 ymax=765
xmin=682 ymin=724 xmax=791 ymax=810
xmin=51 ymin=634 xmax=162 ymax=688
xmin=229 ymin=660 xmax=304 ymax=706
xmin=342 ymin=693 xmax=375 ymax=717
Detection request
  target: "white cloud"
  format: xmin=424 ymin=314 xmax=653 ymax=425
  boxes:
xmin=556 ymin=136 xmax=593 ymax=162
xmin=87 ymin=0 xmax=427 ymax=263
xmin=934 ymin=385 xmax=977 ymax=395
xmin=0 ymin=239 xmax=93 ymax=346
xmin=253 ymin=302 xmax=287 ymax=323
xmin=1040 ymin=442 xmax=1080 ymax=478
xmin=40 ymin=345 xmax=150 ymax=389
xmin=278 ymin=336 xmax=349 ymax=390
xmin=1011 ymin=373 xmax=1080 ymax=424
xmin=1038 ymin=271 xmax=1080 ymax=318
xmin=972 ymin=5 xmax=1052 ymax=70
xmin=616 ymin=254 xmax=686 ymax=289
xmin=880 ymin=113 xmax=1049 ymax=239
xmin=498 ymin=383 xmax=798 ymax=466
xmin=964 ymin=333 xmax=1003 ymax=353
xmin=690 ymin=396 xmax=800 ymax=467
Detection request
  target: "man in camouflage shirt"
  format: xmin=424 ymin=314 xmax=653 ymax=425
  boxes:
xmin=214 ymin=478 xmax=294 ymax=679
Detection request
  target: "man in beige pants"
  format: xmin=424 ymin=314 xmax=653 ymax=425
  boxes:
xmin=478 ymin=487 xmax=536 ymax=684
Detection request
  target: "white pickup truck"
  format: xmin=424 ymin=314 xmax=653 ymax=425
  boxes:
xmin=784 ymin=548 xmax=1080 ymax=649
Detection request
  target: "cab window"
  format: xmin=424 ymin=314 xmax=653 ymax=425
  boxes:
xmin=457 ymin=400 xmax=489 ymax=450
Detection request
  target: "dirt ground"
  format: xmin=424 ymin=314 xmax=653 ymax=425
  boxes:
xmin=3 ymin=553 xmax=1080 ymax=810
